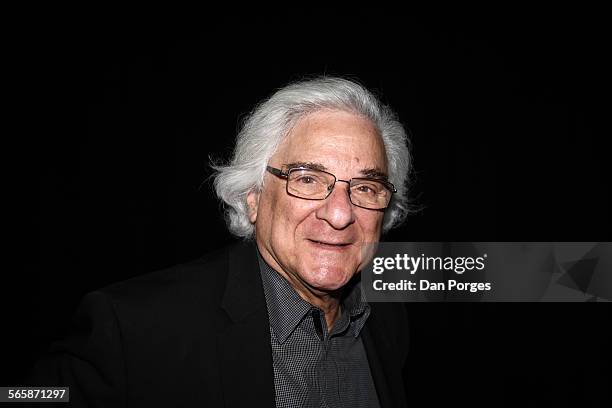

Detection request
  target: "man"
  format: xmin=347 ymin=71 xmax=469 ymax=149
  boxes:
xmin=30 ymin=77 xmax=413 ymax=407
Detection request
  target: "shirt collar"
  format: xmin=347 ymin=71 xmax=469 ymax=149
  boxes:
xmin=257 ymin=249 xmax=370 ymax=344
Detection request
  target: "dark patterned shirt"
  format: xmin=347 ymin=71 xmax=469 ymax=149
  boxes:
xmin=258 ymin=252 xmax=381 ymax=408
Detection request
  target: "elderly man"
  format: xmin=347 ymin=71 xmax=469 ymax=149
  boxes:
xmin=30 ymin=77 xmax=412 ymax=407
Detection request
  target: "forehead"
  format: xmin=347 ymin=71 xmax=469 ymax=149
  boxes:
xmin=273 ymin=110 xmax=388 ymax=173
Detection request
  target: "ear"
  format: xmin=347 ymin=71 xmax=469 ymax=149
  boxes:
xmin=246 ymin=189 xmax=260 ymax=223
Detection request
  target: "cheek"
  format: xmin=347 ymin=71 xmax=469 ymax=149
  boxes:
xmin=357 ymin=211 xmax=385 ymax=237
xmin=271 ymin=199 xmax=319 ymax=240
xmin=285 ymin=203 xmax=320 ymax=228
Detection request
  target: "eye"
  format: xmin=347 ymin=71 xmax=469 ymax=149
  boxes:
xmin=297 ymin=176 xmax=316 ymax=184
xmin=356 ymin=185 xmax=375 ymax=193
xmin=352 ymin=181 xmax=384 ymax=196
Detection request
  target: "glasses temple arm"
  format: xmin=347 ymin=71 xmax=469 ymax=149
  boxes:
xmin=266 ymin=166 xmax=288 ymax=178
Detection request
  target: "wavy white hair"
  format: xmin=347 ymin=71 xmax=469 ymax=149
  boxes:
xmin=211 ymin=76 xmax=413 ymax=239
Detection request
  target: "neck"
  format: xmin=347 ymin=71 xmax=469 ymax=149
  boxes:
xmin=303 ymin=290 xmax=342 ymax=330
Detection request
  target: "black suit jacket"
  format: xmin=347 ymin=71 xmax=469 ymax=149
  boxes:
xmin=30 ymin=242 xmax=409 ymax=407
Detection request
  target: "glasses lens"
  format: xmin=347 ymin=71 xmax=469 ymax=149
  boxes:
xmin=350 ymin=179 xmax=392 ymax=209
xmin=287 ymin=169 xmax=334 ymax=199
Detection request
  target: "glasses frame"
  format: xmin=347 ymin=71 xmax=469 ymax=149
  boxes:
xmin=266 ymin=165 xmax=396 ymax=210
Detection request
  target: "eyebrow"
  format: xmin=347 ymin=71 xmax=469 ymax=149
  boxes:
xmin=284 ymin=162 xmax=389 ymax=179
xmin=359 ymin=168 xmax=389 ymax=179
xmin=284 ymin=161 xmax=328 ymax=172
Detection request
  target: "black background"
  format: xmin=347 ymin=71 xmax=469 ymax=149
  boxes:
xmin=8 ymin=8 xmax=611 ymax=406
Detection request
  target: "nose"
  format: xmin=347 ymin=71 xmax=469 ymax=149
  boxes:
xmin=315 ymin=181 xmax=355 ymax=230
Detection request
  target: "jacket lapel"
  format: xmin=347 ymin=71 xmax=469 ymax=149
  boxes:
xmin=362 ymin=303 xmax=409 ymax=408
xmin=218 ymin=243 xmax=275 ymax=407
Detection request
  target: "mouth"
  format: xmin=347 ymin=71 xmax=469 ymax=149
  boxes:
xmin=307 ymin=239 xmax=353 ymax=250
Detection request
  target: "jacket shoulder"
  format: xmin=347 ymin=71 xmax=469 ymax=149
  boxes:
xmin=100 ymin=244 xmax=231 ymax=310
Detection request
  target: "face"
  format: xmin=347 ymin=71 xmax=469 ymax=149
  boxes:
xmin=247 ymin=110 xmax=388 ymax=295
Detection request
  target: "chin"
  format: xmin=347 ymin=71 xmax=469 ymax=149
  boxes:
xmin=301 ymin=265 xmax=356 ymax=292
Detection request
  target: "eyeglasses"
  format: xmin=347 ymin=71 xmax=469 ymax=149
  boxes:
xmin=266 ymin=166 xmax=396 ymax=210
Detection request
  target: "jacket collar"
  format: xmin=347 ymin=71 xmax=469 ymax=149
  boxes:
xmin=221 ymin=241 xmax=268 ymax=322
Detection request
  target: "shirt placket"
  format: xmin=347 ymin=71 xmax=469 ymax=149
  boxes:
xmin=312 ymin=308 xmax=354 ymax=408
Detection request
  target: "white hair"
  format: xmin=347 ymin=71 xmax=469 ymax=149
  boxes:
xmin=211 ymin=76 xmax=413 ymax=239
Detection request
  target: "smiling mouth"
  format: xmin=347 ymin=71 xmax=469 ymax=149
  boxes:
xmin=308 ymin=240 xmax=352 ymax=249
